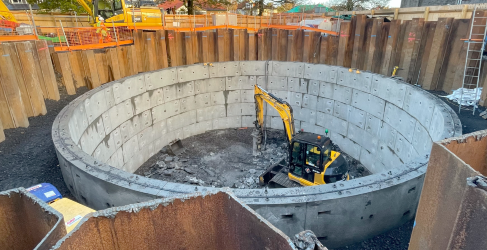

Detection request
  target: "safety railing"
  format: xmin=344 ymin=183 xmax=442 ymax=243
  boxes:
xmin=37 ymin=26 xmax=133 ymax=51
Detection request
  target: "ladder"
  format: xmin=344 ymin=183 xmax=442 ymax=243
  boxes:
xmin=459 ymin=6 xmax=487 ymax=114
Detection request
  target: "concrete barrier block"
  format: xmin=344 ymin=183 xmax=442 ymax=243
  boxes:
xmin=176 ymin=81 xmax=195 ymax=99
xmin=165 ymin=128 xmax=183 ymax=144
xmin=337 ymin=68 xmax=372 ymax=93
xmin=331 ymin=115 xmax=348 ymax=136
xmin=378 ymin=122 xmax=397 ymax=150
xmin=347 ymin=124 xmax=378 ymax=154
xmin=270 ymin=61 xmax=305 ymax=78
xmin=403 ymin=87 xmax=435 ymax=129
xmin=162 ymin=84 xmax=177 ymax=102
xmin=384 ymin=103 xmax=415 ymax=142
xmin=211 ymin=91 xmax=225 ymax=105
xmin=365 ymin=113 xmax=381 ymax=136
xmin=113 ymin=76 xmax=146 ymax=104
xmin=302 ymin=94 xmax=318 ymax=110
xmin=93 ymin=134 xmax=116 ymax=163
xmin=377 ymin=141 xmax=403 ymax=168
xmin=132 ymin=92 xmax=151 ymax=115
xmin=316 ymin=111 xmax=333 ymax=129
xmin=289 ymin=92 xmax=303 ymax=106
xmin=167 ymin=110 xmax=196 ymax=131
xmin=120 ymin=110 xmax=152 ymax=143
xmin=194 ymin=79 xmax=208 ymax=94
xmin=300 ymin=108 xmax=317 ymax=124
xmin=153 ymin=137 xmax=166 ymax=153
xmin=69 ymin=104 xmax=89 ymax=144
xmin=228 ymin=116 xmax=242 ymax=128
xmin=122 ymin=135 xmax=139 ymax=163
xmin=359 ymin=148 xmax=387 ymax=174
xmin=370 ymin=75 xmax=406 ymax=108
xmin=109 ymin=147 xmax=124 ymax=168
xmin=242 ymin=115 xmax=255 ymax=127
xmin=104 ymin=99 xmax=134 ymax=134
xmin=428 ymin=105 xmax=447 ymax=142
xmin=241 ymin=103 xmax=255 ymax=116
xmin=178 ymin=64 xmax=209 ymax=82
xmin=80 ymin=117 xmax=105 ymax=155
xmin=149 ymin=88 xmax=164 ymax=108
xmin=227 ymin=90 xmax=242 ymax=103
xmin=209 ymin=62 xmax=241 ymax=77
xmin=271 ymin=116 xmax=284 ymax=129
xmin=300 ymin=122 xmax=321 ymax=134
xmin=122 ymin=152 xmax=145 ymax=174
xmin=333 ymin=85 xmax=352 ymax=105
xmin=226 ymin=76 xmax=244 ymax=90
xmin=104 ymin=85 xmax=116 ymax=109
xmin=316 ymin=97 xmax=334 ymax=115
xmin=260 ymin=76 xmax=286 ymax=91
xmin=319 ymin=81 xmax=334 ymax=99
xmin=227 ymin=103 xmax=242 ymax=116
xmin=341 ymin=137 xmax=362 ymax=160
xmin=333 ymin=101 xmax=348 ymax=121
xmin=241 ymin=61 xmax=266 ymax=75
xmin=197 ymin=105 xmax=226 ymax=122
xmin=394 ymin=133 xmax=419 ymax=163
xmin=308 ymin=80 xmax=320 ymax=96
xmin=145 ymin=68 xmax=178 ymax=90
xmin=213 ymin=116 xmax=241 ymax=130
xmin=412 ymin=121 xmax=433 ymax=156
xmin=195 ymin=93 xmax=211 ymax=107
xmin=207 ymin=78 xmax=227 ymax=92
xmin=288 ymin=77 xmax=302 ymax=93
xmin=137 ymin=126 xmax=153 ymax=149
xmin=151 ymin=99 xmax=180 ymax=124
xmin=182 ymin=124 xmax=196 ymax=139
xmin=303 ymin=63 xmax=338 ymax=83
xmin=151 ymin=120 xmax=167 ymax=139
xmin=180 ymin=95 xmax=196 ymax=112
xmin=248 ymin=76 xmax=257 ymax=88
xmin=84 ymin=90 xmax=109 ymax=124
xmin=194 ymin=120 xmax=212 ymax=135
xmin=351 ymin=89 xmax=385 ymax=119
xmin=111 ymin=127 xmax=123 ymax=150
xmin=241 ymin=89 xmax=254 ymax=103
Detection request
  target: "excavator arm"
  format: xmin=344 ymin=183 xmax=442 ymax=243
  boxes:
xmin=254 ymin=85 xmax=295 ymax=144
xmin=0 ymin=1 xmax=16 ymax=22
xmin=76 ymin=0 xmax=95 ymax=21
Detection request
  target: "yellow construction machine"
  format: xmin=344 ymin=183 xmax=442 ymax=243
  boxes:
xmin=254 ymin=85 xmax=349 ymax=188
xmin=77 ymin=0 xmax=163 ymax=26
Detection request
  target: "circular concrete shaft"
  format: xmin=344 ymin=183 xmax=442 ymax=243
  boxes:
xmin=53 ymin=61 xmax=461 ymax=248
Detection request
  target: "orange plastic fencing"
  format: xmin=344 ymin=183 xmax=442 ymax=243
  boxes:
xmin=37 ymin=26 xmax=133 ymax=51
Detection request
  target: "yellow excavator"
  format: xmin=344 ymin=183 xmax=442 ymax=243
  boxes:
xmin=254 ymin=85 xmax=349 ymax=188
xmin=77 ymin=0 xmax=163 ymax=26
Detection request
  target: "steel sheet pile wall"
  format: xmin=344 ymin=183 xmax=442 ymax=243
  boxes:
xmin=410 ymin=130 xmax=487 ymax=250
xmin=51 ymin=192 xmax=296 ymax=250
xmin=53 ymin=61 xmax=461 ymax=247
xmin=0 ymin=188 xmax=66 ymax=250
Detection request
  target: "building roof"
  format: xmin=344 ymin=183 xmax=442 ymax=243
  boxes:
xmin=286 ymin=4 xmax=327 ymax=13
xmin=158 ymin=0 xmax=184 ymax=10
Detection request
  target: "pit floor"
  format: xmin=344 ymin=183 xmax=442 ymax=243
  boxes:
xmin=135 ymin=128 xmax=371 ymax=189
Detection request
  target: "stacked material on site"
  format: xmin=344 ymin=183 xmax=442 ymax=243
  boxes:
xmin=445 ymin=88 xmax=483 ymax=107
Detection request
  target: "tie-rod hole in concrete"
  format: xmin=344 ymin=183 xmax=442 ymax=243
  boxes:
xmin=53 ymin=61 xmax=461 ymax=248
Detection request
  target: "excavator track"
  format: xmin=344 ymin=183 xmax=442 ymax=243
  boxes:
xmin=269 ymin=172 xmax=301 ymax=188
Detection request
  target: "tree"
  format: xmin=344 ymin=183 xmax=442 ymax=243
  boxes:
xmin=183 ymin=0 xmax=232 ymax=15
xmin=27 ymin=0 xmax=88 ymax=13
xmin=326 ymin=0 xmax=390 ymax=11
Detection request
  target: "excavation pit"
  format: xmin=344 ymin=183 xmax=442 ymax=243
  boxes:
xmin=53 ymin=61 xmax=461 ymax=247
xmin=135 ymin=128 xmax=371 ymax=189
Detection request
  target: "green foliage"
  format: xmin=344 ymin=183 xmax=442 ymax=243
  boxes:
xmin=27 ymin=0 xmax=88 ymax=13
xmin=326 ymin=0 xmax=390 ymax=11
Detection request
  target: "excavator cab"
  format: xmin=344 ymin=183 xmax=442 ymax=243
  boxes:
xmin=288 ymin=133 xmax=349 ymax=186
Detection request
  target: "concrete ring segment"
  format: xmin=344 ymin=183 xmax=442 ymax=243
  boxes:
xmin=53 ymin=61 xmax=462 ymax=248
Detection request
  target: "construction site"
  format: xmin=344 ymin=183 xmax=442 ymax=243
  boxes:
xmin=1 ymin=1 xmax=487 ymax=250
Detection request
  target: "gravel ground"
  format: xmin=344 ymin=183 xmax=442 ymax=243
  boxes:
xmin=0 ymin=87 xmax=88 ymax=198
xmin=135 ymin=128 xmax=371 ymax=188
xmin=0 ymin=85 xmax=485 ymax=250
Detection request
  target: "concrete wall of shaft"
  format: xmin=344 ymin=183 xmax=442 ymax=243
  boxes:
xmin=52 ymin=61 xmax=462 ymax=248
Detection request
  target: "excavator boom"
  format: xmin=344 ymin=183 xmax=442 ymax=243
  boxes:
xmin=0 ymin=0 xmax=16 ymax=22
xmin=254 ymin=85 xmax=295 ymax=143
